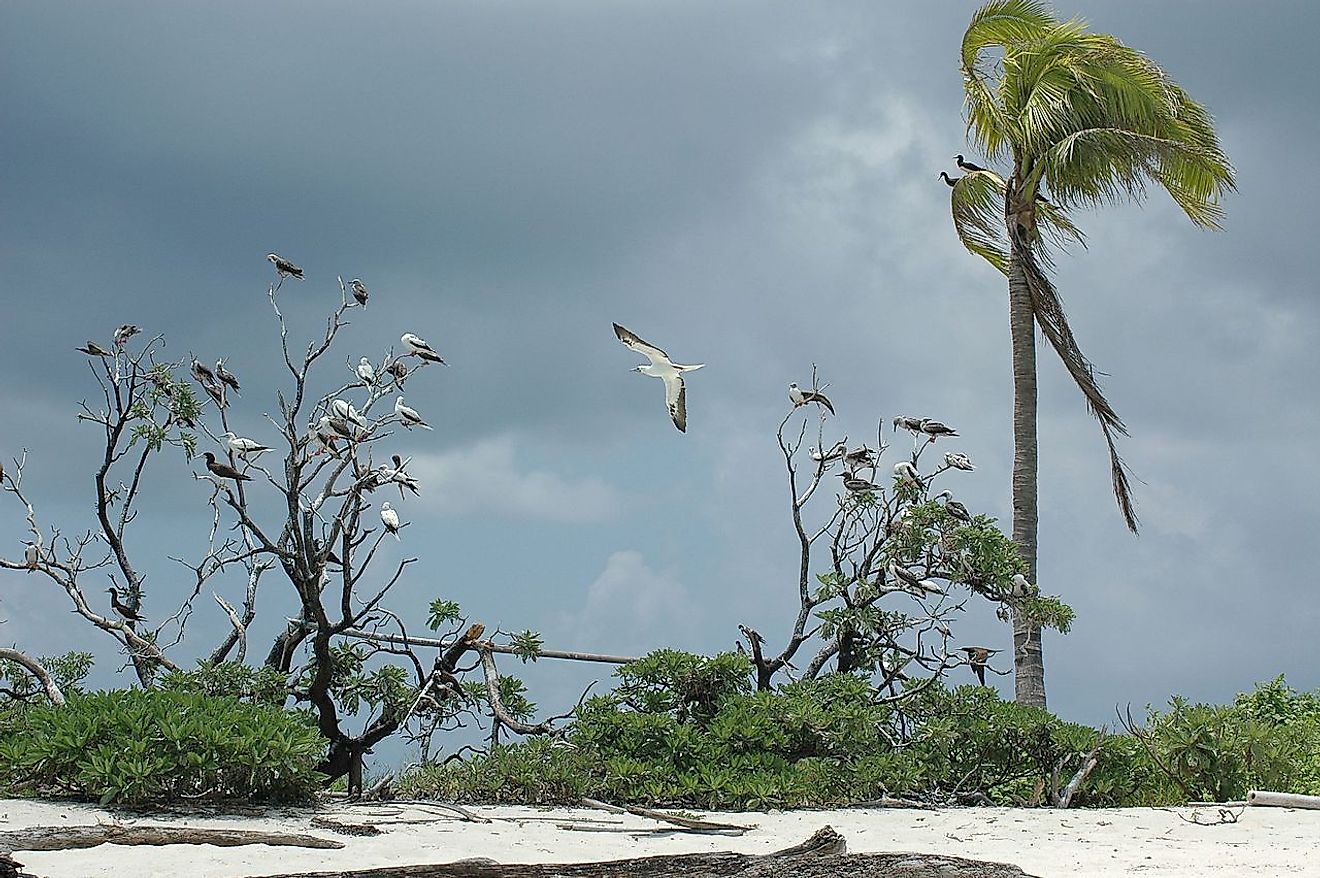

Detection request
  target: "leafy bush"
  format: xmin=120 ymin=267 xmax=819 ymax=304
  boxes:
xmin=0 ymin=651 xmax=94 ymax=703
xmin=399 ymin=650 xmax=1320 ymax=810
xmin=0 ymin=689 xmax=325 ymax=805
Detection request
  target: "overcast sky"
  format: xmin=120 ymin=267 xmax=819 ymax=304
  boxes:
xmin=3 ymin=2 xmax=1318 ymax=754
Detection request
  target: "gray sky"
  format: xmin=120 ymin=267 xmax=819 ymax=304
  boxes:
xmin=3 ymin=1 xmax=1318 ymax=748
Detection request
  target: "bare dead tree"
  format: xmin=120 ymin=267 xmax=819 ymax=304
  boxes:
xmin=739 ymin=371 xmax=1036 ymax=700
xmin=0 ymin=271 xmax=490 ymax=793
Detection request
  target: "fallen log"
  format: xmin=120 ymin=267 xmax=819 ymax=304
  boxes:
xmin=0 ymin=824 xmax=344 ymax=853
xmin=245 ymin=826 xmax=1039 ymax=878
xmin=578 ymin=798 xmax=753 ymax=835
xmin=1247 ymin=790 xmax=1320 ymax=810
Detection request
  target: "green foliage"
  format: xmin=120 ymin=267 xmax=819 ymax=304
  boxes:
xmin=427 ymin=599 xmax=462 ymax=631
xmin=0 ymin=651 xmax=94 ymax=702
xmin=1135 ymin=677 xmax=1320 ymax=802
xmin=399 ymin=655 xmax=1320 ymax=810
xmin=158 ymin=661 xmax=289 ymax=707
xmin=511 ymin=630 xmax=543 ymax=663
xmin=0 ymin=689 xmax=324 ymax=805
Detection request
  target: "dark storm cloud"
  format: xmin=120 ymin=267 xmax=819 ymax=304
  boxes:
xmin=2 ymin=1 xmax=1318 ymax=737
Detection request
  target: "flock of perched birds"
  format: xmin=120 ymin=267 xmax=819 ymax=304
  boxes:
xmin=57 ymin=252 xmax=1017 ymax=682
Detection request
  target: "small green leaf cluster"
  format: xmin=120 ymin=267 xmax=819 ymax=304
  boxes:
xmin=0 ymin=689 xmax=325 ymax=806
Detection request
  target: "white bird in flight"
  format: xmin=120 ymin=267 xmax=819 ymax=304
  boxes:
xmin=401 ymin=333 xmax=447 ymax=365
xmin=223 ymin=432 xmax=273 ymax=459
xmin=395 ymin=396 xmax=432 ymax=430
xmin=380 ymin=501 xmax=402 ymax=540
xmin=357 ymin=357 xmax=377 ymax=385
xmin=613 ymin=323 xmax=705 ymax=433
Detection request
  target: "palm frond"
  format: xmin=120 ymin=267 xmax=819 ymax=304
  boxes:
xmin=960 ymin=0 xmax=1056 ymax=160
xmin=949 ymin=170 xmax=1010 ymax=275
xmin=1010 ymin=225 xmax=1138 ymax=532
xmin=1038 ymin=127 xmax=1233 ymax=227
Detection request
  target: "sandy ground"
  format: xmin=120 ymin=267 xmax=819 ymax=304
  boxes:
xmin=1 ymin=798 xmax=1317 ymax=877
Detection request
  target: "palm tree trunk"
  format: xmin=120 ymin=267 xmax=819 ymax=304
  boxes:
xmin=1008 ymin=242 xmax=1047 ymax=708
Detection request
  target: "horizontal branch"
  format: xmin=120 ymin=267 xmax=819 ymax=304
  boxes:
xmin=339 ymin=628 xmax=639 ymax=665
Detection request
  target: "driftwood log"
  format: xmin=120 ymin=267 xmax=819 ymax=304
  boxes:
xmin=1247 ymin=790 xmax=1320 ymax=810
xmin=0 ymin=824 xmax=344 ymax=853
xmin=247 ymin=826 xmax=1038 ymax=878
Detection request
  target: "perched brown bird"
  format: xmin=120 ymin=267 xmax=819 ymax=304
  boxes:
xmin=215 ymin=359 xmax=241 ymax=394
xmin=386 ymin=360 xmax=409 ymax=387
xmin=201 ymin=381 xmax=226 ymax=408
xmin=939 ymin=171 xmax=961 ymax=187
xmin=106 ymin=587 xmax=145 ymax=623
xmin=960 ymin=646 xmax=1000 ymax=686
xmin=202 ymin=452 xmax=251 ymax=482
xmin=77 ymin=341 xmax=115 ymax=357
xmin=191 ymin=358 xmax=217 ymax=385
xmin=350 ymin=278 xmax=369 ymax=307
xmin=267 ymin=253 xmax=304 ymax=279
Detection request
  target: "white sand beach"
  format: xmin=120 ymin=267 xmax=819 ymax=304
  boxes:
xmin=2 ymin=799 xmax=1318 ymax=878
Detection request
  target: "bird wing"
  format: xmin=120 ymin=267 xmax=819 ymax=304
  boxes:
xmin=614 ymin=323 xmax=670 ymax=366
xmin=804 ymin=391 xmax=835 ymax=414
xmin=664 ymin=373 xmax=686 ymax=433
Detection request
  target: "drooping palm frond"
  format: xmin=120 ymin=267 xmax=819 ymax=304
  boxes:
xmin=949 ymin=170 xmax=1010 ymax=275
xmin=1008 ymin=223 xmax=1138 ymax=532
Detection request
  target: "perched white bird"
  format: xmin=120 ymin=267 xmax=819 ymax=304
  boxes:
xmin=401 ymin=333 xmax=447 ymax=364
xmin=223 ymin=432 xmax=273 ymax=459
xmin=24 ymin=542 xmax=40 ymax=570
xmin=356 ymin=357 xmax=376 ymax=385
xmin=809 ymin=440 xmax=847 ymax=463
xmin=331 ymin=399 xmax=368 ymax=431
xmin=312 ymin=416 xmax=340 ymax=454
xmin=350 ymin=278 xmax=369 ymax=307
xmin=919 ymin=418 xmax=958 ymax=442
xmin=788 ymin=383 xmax=835 ymax=415
xmin=613 ymin=323 xmax=705 ymax=433
xmin=1012 ymin=573 xmax=1034 ymax=596
xmin=893 ymin=461 xmax=922 ymax=486
xmin=380 ymin=501 xmax=402 ymax=540
xmin=394 ymin=396 xmax=432 ymax=430
xmin=267 ymin=253 xmax=304 ymax=279
xmin=944 ymin=451 xmax=975 ymax=471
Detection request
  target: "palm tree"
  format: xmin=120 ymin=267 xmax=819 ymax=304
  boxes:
xmin=949 ymin=1 xmax=1234 ymax=707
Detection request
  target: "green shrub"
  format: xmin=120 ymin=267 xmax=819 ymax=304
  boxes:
xmin=0 ymin=689 xmax=325 ymax=806
xmin=398 ymin=655 xmax=1320 ymax=810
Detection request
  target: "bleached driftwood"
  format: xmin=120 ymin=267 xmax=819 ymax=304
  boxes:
xmin=241 ymin=826 xmax=1040 ymax=877
xmin=1247 ymin=790 xmax=1320 ymax=810
xmin=578 ymin=798 xmax=753 ymax=835
xmin=0 ymin=824 xmax=344 ymax=853
xmin=0 ymin=648 xmax=65 ymax=705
